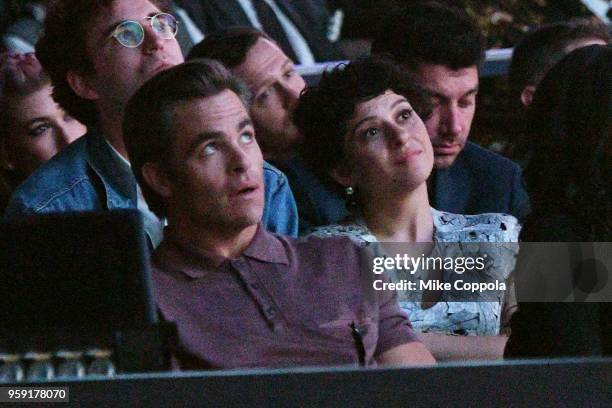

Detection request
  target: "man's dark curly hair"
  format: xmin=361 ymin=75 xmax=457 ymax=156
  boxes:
xmin=371 ymin=1 xmax=485 ymax=70
xmin=294 ymin=57 xmax=432 ymax=194
xmin=35 ymin=0 xmax=171 ymax=128
xmin=523 ymin=45 xmax=611 ymax=240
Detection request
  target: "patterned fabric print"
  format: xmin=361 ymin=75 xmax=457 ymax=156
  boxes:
xmin=310 ymin=208 xmax=520 ymax=336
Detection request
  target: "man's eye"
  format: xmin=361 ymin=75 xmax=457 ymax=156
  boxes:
xmin=361 ymin=127 xmax=380 ymax=140
xmin=257 ymin=88 xmax=273 ymax=102
xmin=202 ymin=144 xmax=217 ymax=156
xmin=459 ymin=97 xmax=475 ymax=108
xmin=240 ymin=133 xmax=254 ymax=143
xmin=283 ymin=69 xmax=295 ymax=79
xmin=29 ymin=124 xmax=51 ymax=137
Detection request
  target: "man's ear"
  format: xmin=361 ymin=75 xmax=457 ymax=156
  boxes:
xmin=66 ymin=70 xmax=100 ymax=100
xmin=141 ymin=162 xmax=173 ymax=199
xmin=330 ymin=163 xmax=353 ymax=188
xmin=520 ymin=85 xmax=536 ymax=107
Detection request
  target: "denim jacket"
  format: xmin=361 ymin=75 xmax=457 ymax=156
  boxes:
xmin=4 ymin=129 xmax=299 ymax=238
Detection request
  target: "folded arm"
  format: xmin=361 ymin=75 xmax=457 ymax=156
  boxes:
xmin=377 ymin=341 xmax=436 ymax=366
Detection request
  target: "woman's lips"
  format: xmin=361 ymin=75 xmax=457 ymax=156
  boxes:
xmin=395 ymin=148 xmax=423 ymax=164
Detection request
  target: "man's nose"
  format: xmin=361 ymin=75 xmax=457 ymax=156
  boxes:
xmin=440 ymin=105 xmax=463 ymax=137
xmin=227 ymin=144 xmax=252 ymax=173
xmin=142 ymin=24 xmax=166 ymax=53
xmin=281 ymin=76 xmax=305 ymax=109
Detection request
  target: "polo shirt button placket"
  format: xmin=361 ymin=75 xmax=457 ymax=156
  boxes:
xmin=265 ymin=307 xmax=282 ymax=331
xmin=265 ymin=307 xmax=276 ymax=318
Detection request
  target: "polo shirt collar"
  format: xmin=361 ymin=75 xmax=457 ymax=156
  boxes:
xmin=242 ymin=224 xmax=289 ymax=265
xmin=154 ymin=224 xmax=289 ymax=279
xmin=154 ymin=236 xmax=223 ymax=279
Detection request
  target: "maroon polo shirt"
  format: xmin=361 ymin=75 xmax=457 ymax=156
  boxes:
xmin=152 ymin=225 xmax=418 ymax=370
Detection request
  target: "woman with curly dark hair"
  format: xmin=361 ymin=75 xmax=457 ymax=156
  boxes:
xmin=296 ymin=57 xmax=521 ymax=361
xmin=506 ymin=44 xmax=611 ymax=357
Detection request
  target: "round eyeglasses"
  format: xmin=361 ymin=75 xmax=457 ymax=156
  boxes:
xmin=109 ymin=13 xmax=179 ymax=48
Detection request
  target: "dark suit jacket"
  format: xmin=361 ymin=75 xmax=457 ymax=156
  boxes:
xmin=429 ymin=142 xmax=530 ymax=221
xmin=174 ymin=0 xmax=343 ymax=62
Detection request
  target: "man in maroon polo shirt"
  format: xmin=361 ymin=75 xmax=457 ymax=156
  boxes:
xmin=123 ymin=59 xmax=435 ymax=369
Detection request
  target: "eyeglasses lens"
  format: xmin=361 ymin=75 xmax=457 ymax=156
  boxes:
xmin=115 ymin=21 xmax=145 ymax=48
xmin=151 ymin=14 xmax=178 ymax=39
xmin=111 ymin=14 xmax=178 ymax=48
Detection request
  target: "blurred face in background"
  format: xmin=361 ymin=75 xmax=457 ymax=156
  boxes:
xmin=234 ymin=38 xmax=306 ymax=162
xmin=520 ymin=37 xmax=608 ymax=107
xmin=4 ymin=85 xmax=86 ymax=175
xmin=1 ymin=53 xmax=87 ymax=176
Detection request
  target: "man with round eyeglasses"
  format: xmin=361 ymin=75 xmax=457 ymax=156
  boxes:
xmin=108 ymin=12 xmax=179 ymax=49
xmin=4 ymin=0 xmax=299 ymax=241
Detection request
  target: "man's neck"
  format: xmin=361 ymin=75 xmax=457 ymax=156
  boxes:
xmin=362 ymin=183 xmax=434 ymax=242
xmin=98 ymin=105 xmax=129 ymax=160
xmin=167 ymin=218 xmax=259 ymax=260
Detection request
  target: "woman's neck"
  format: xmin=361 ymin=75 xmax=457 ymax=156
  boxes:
xmin=361 ymin=183 xmax=434 ymax=243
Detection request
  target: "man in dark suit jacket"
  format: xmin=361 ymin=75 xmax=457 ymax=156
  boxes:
xmin=429 ymin=142 xmax=529 ymax=220
xmin=372 ymin=1 xmax=530 ymax=221
xmin=174 ymin=0 xmax=343 ymax=63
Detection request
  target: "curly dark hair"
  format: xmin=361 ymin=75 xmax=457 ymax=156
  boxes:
xmin=123 ymin=59 xmax=251 ymax=218
xmin=293 ymin=57 xmax=432 ymax=195
xmin=523 ymin=45 xmax=611 ymax=240
xmin=35 ymin=0 xmax=171 ymax=128
xmin=371 ymin=1 xmax=485 ymax=70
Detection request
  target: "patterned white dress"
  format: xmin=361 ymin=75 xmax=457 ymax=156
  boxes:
xmin=310 ymin=208 xmax=520 ymax=336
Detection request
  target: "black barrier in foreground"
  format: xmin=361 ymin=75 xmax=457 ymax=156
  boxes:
xmin=10 ymin=358 xmax=612 ymax=407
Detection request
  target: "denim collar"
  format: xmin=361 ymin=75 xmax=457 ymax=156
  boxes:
xmin=85 ymin=128 xmax=137 ymax=210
